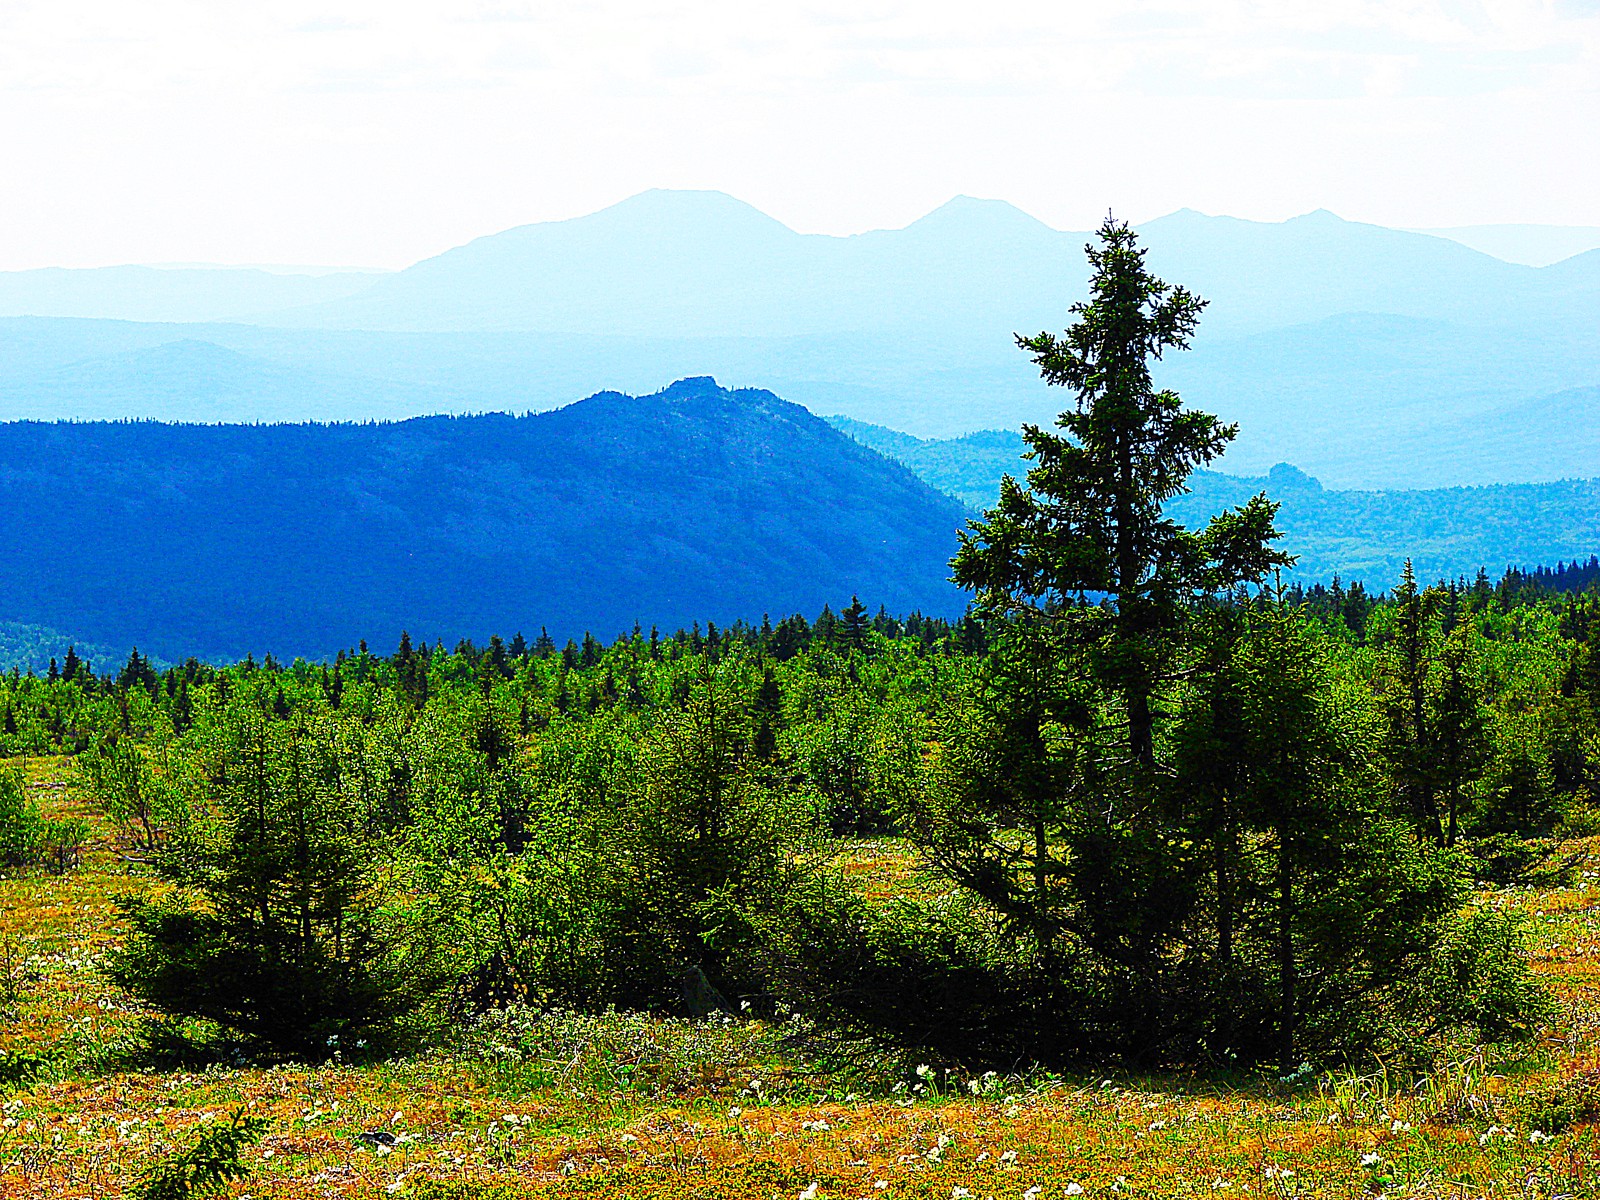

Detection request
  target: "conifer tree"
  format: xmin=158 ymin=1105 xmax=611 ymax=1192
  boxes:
xmin=841 ymin=596 xmax=871 ymax=652
xmin=1433 ymin=623 xmax=1489 ymax=846
xmin=1384 ymin=561 xmax=1446 ymax=841
xmin=953 ymin=214 xmax=1288 ymax=763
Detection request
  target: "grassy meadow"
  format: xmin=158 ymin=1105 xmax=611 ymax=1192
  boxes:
xmin=3 ymin=754 xmax=1598 ymax=1200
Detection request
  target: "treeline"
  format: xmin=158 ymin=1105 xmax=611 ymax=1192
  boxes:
xmin=1505 ymin=555 xmax=1600 ymax=598
xmin=0 ymin=603 xmax=980 ymax=758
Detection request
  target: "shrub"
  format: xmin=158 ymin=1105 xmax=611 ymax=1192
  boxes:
xmin=1462 ymin=833 xmax=1578 ymax=887
xmin=0 ymin=766 xmax=84 ymax=874
xmin=78 ymin=735 xmax=184 ymax=852
xmin=131 ymin=1108 xmax=268 ymax=1200
xmin=451 ymin=663 xmax=821 ymax=1017
xmin=1515 ymin=1067 xmax=1600 ymax=1135
xmin=0 ymin=767 xmax=46 ymax=869
xmin=1407 ymin=907 xmax=1556 ymax=1044
xmin=108 ymin=697 xmax=449 ymax=1057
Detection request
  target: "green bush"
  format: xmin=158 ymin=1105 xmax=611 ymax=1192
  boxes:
xmin=108 ymin=695 xmax=449 ymax=1058
xmin=79 ymin=735 xmax=184 ymax=852
xmin=1462 ymin=833 xmax=1577 ymax=886
xmin=0 ymin=766 xmax=84 ymax=874
xmin=131 ymin=1108 xmax=268 ymax=1200
xmin=0 ymin=767 xmax=45 ymax=869
xmin=1407 ymin=907 xmax=1556 ymax=1044
xmin=1515 ymin=1068 xmax=1600 ymax=1135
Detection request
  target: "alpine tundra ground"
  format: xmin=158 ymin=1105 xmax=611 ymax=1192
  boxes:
xmin=2 ymin=755 xmax=1598 ymax=1200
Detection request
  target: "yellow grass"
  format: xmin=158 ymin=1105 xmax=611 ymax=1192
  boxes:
xmin=2 ymin=757 xmax=1597 ymax=1199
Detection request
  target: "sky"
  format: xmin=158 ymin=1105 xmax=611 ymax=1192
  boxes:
xmin=1 ymin=0 xmax=1597 ymax=270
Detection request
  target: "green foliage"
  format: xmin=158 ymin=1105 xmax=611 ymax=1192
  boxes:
xmin=20 ymin=219 xmax=1589 ymax=1074
xmin=130 ymin=1108 xmax=268 ymax=1200
xmin=1409 ymin=907 xmax=1555 ymax=1043
xmin=0 ymin=766 xmax=85 ymax=874
xmin=6 ymin=558 xmax=1590 ymax=1070
xmin=953 ymin=213 xmax=1287 ymax=763
xmin=887 ymin=219 xmax=1554 ymax=1067
xmin=79 ymin=734 xmax=184 ymax=852
xmin=108 ymin=689 xmax=451 ymax=1057
xmin=1515 ymin=1067 xmax=1600 ymax=1136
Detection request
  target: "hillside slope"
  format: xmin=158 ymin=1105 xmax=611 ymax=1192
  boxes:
xmin=829 ymin=418 xmax=1600 ymax=587
xmin=0 ymin=379 xmax=967 ymax=661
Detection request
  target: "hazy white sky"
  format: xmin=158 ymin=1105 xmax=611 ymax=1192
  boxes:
xmin=1 ymin=0 xmax=1597 ymax=269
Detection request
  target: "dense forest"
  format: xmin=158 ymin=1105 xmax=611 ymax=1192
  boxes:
xmin=0 ymin=219 xmax=1593 ymax=1082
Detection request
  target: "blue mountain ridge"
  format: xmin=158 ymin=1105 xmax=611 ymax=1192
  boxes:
xmin=0 ymin=378 xmax=968 ymax=662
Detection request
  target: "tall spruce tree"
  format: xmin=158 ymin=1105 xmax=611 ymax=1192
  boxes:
xmin=1433 ymin=622 xmax=1490 ymax=846
xmin=952 ymin=214 xmax=1287 ymax=764
xmin=1384 ymin=561 xmax=1446 ymax=841
xmin=905 ymin=217 xmax=1292 ymax=1055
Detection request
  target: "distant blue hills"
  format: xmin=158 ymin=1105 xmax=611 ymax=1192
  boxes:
xmin=0 ymin=379 xmax=968 ymax=662
xmin=1 ymin=190 xmax=1596 ymax=490
xmin=0 ymin=376 xmax=1592 ymax=669
xmin=0 ymin=192 xmax=1592 ymax=662
xmin=827 ymin=418 xmax=1600 ymax=590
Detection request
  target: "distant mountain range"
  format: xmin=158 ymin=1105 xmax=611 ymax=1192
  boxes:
xmin=0 ymin=379 xmax=967 ymax=662
xmin=0 ymin=191 xmax=1596 ymax=490
xmin=828 ymin=418 xmax=1600 ymax=588
xmin=1414 ymin=225 xmax=1600 ymax=268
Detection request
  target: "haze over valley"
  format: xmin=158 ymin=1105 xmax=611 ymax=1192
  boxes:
xmin=3 ymin=190 xmax=1598 ymax=491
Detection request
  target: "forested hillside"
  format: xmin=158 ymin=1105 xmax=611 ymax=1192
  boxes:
xmin=830 ymin=417 xmax=1600 ymax=586
xmin=0 ymin=378 xmax=965 ymax=661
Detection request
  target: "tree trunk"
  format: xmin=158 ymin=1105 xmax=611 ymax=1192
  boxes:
xmin=1114 ymin=417 xmax=1154 ymax=764
xmin=1034 ymin=811 xmax=1051 ymax=962
xmin=1278 ymin=828 xmax=1296 ymax=1070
